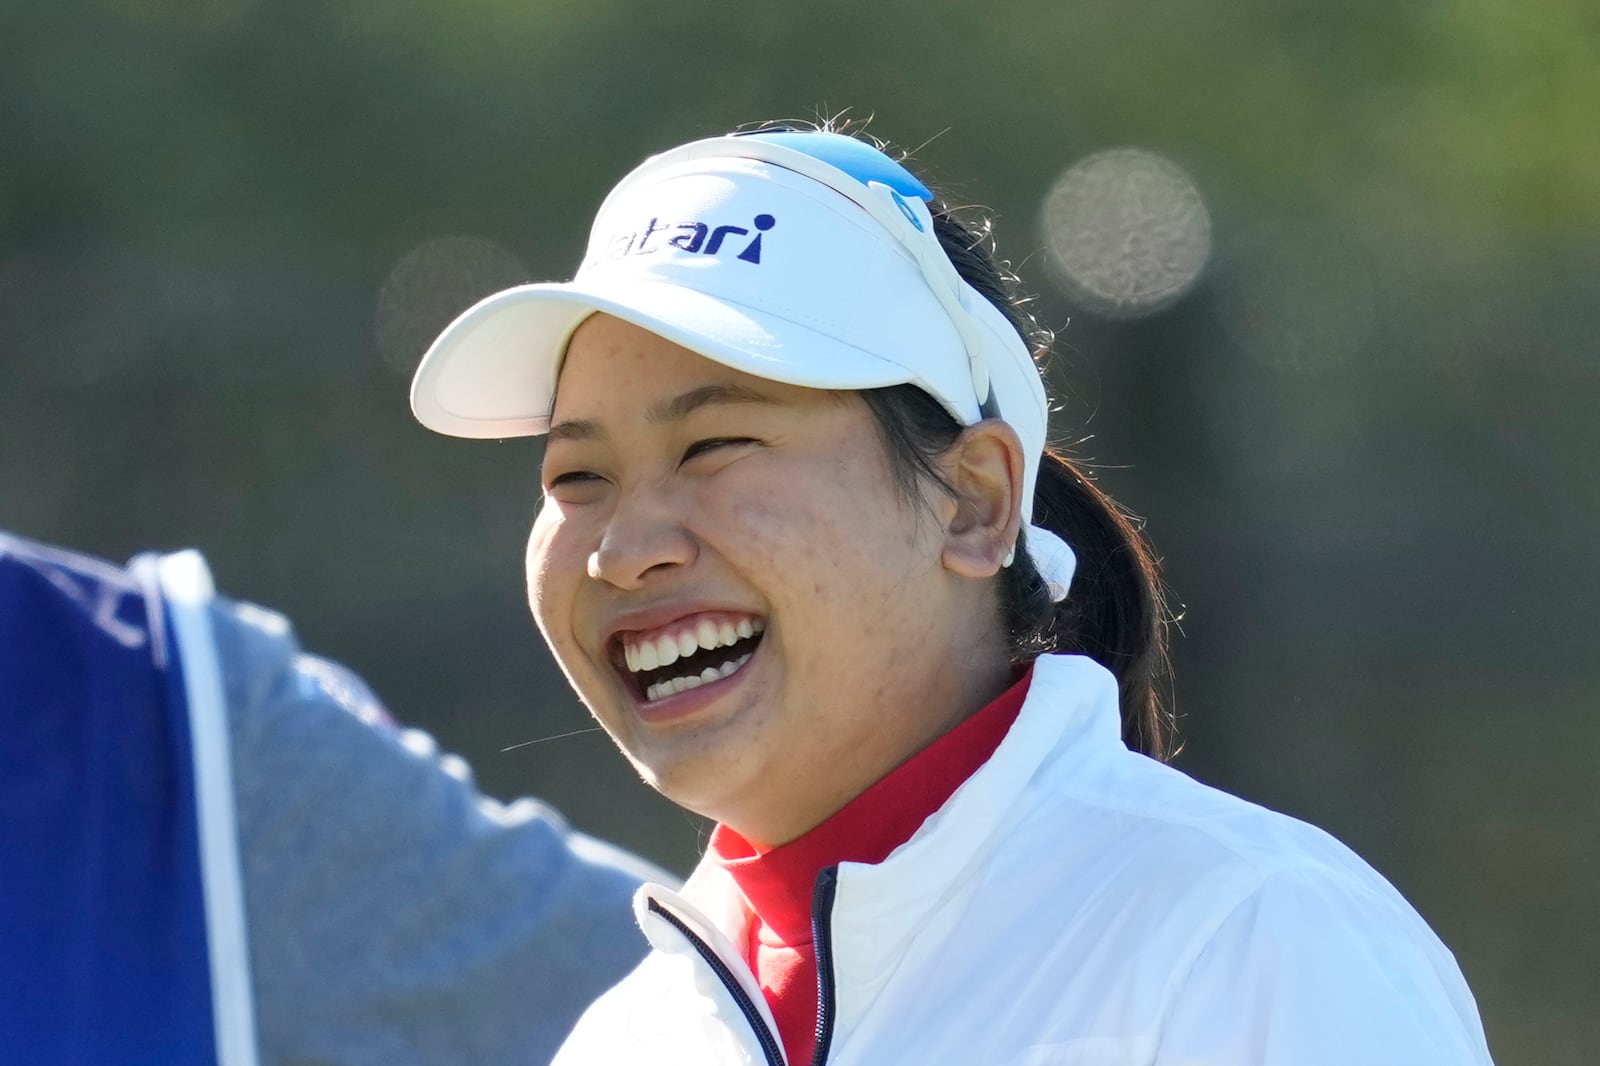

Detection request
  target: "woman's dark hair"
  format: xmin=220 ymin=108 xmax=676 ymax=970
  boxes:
xmin=739 ymin=119 xmax=1176 ymax=759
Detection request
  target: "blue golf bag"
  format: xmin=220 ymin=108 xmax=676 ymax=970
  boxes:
xmin=0 ymin=533 xmax=258 ymax=1065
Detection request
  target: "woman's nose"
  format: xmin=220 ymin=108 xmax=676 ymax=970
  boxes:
xmin=586 ymin=488 xmax=697 ymax=590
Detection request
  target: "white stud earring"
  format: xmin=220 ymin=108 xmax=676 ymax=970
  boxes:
xmin=1002 ymin=546 xmax=1016 ymax=568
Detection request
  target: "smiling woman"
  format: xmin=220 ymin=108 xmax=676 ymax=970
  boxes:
xmin=532 ymin=313 xmax=1018 ymax=846
xmin=408 ymin=125 xmax=1494 ymax=1065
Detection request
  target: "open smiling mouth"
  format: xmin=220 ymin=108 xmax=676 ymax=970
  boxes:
xmin=615 ymin=616 xmax=766 ymax=704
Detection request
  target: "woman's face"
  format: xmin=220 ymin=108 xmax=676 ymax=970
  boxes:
xmin=528 ymin=314 xmax=999 ymax=844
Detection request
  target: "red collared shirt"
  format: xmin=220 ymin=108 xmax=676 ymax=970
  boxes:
xmin=710 ymin=669 xmax=1032 ymax=1065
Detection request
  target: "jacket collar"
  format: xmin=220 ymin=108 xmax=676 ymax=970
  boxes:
xmin=825 ymin=654 xmax=1121 ymax=985
xmin=637 ymin=654 xmax=1124 ymax=987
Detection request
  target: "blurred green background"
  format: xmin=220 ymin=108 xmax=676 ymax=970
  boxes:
xmin=3 ymin=1 xmax=1596 ymax=1060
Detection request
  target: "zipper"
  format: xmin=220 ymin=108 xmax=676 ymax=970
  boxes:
xmin=809 ymin=865 xmax=840 ymax=1066
xmin=646 ymin=897 xmax=786 ymax=1066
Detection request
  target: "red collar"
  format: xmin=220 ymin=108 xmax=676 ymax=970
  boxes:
xmin=711 ymin=667 xmax=1032 ymax=943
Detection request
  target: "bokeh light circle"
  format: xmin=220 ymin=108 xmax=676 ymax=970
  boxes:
xmin=375 ymin=236 xmax=529 ymax=376
xmin=1040 ymin=148 xmax=1212 ymax=318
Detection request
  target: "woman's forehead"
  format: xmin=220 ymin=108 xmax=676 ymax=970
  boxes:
xmin=563 ymin=314 xmax=736 ymax=380
xmin=549 ymin=314 xmax=838 ymax=430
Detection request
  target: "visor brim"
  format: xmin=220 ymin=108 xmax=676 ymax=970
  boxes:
xmin=409 ymin=278 xmax=929 ymax=439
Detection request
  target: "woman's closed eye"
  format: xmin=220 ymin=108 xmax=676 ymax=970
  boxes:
xmin=681 ymin=437 xmax=760 ymax=464
xmin=544 ymin=468 xmax=605 ymax=494
xmin=543 ymin=439 xmax=759 ymax=493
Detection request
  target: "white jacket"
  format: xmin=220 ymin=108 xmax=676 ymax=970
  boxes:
xmin=554 ymin=654 xmax=1494 ymax=1065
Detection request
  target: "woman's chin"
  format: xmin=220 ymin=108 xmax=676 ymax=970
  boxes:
xmin=619 ymin=682 xmax=778 ymax=819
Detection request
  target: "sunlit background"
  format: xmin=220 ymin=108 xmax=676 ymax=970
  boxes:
xmin=4 ymin=1 xmax=1597 ymax=1060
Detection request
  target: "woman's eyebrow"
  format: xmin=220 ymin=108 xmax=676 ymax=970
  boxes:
xmin=546 ymin=418 xmax=601 ymax=444
xmin=648 ymin=383 xmax=777 ymax=424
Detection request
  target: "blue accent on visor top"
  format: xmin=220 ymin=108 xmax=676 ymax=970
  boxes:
xmin=737 ymin=130 xmax=934 ymax=202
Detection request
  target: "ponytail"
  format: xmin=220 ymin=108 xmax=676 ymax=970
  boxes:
xmin=1011 ymin=452 xmax=1174 ymax=759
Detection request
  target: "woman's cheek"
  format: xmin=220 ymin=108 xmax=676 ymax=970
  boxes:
xmin=716 ymin=489 xmax=799 ymax=574
xmin=526 ymin=506 xmax=577 ymax=629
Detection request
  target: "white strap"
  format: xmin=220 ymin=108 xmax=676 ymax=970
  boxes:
xmin=1026 ymin=523 xmax=1076 ymax=603
xmin=145 ymin=551 xmax=261 ymax=1066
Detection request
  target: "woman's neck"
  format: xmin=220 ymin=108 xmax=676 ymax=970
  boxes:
xmin=723 ymin=641 xmax=1019 ymax=850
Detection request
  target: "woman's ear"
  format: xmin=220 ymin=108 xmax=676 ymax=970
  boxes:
xmin=938 ymin=419 xmax=1026 ymax=580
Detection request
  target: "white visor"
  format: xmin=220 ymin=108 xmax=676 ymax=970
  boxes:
xmin=409 ymin=134 xmax=1073 ymax=597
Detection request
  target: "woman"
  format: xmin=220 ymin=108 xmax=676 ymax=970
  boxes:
xmin=409 ymin=126 xmax=1494 ymax=1064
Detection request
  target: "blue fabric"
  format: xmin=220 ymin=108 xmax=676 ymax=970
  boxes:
xmin=0 ymin=534 xmax=217 ymax=1065
xmin=738 ymin=130 xmax=935 ymax=200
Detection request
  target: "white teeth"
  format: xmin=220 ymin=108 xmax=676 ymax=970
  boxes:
xmin=642 ymin=650 xmax=755 ymax=702
xmin=654 ymin=633 xmax=679 ymax=668
xmin=625 ymin=616 xmax=767 ymax=684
